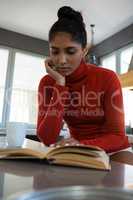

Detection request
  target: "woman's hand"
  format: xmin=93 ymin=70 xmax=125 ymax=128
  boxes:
xmin=52 ymin=137 xmax=80 ymax=147
xmin=45 ymin=58 xmax=65 ymax=86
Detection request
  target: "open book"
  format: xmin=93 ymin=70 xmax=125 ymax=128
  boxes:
xmin=0 ymin=139 xmax=110 ymax=170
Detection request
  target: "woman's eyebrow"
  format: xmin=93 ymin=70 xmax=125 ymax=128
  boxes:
xmin=65 ymin=47 xmax=76 ymax=50
xmin=50 ymin=46 xmax=76 ymax=49
xmin=50 ymin=46 xmax=59 ymax=49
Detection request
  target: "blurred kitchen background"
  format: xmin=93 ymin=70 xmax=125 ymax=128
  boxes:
xmin=0 ymin=0 xmax=133 ymax=139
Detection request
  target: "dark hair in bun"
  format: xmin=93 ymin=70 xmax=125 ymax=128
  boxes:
xmin=57 ymin=6 xmax=83 ymax=24
xmin=49 ymin=6 xmax=87 ymax=48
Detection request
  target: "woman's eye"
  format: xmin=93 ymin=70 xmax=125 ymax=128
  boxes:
xmin=66 ymin=48 xmax=77 ymax=55
xmin=51 ymin=51 xmax=59 ymax=55
xmin=67 ymin=51 xmax=75 ymax=55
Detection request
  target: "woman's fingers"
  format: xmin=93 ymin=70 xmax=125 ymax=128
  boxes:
xmin=44 ymin=58 xmax=65 ymax=86
xmin=51 ymin=138 xmax=80 ymax=147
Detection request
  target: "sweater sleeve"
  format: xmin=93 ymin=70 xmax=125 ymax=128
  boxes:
xmin=37 ymin=76 xmax=69 ymax=146
xmin=80 ymin=72 xmax=130 ymax=153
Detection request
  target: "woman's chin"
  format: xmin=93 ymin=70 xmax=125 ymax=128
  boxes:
xmin=58 ymin=70 xmax=72 ymax=76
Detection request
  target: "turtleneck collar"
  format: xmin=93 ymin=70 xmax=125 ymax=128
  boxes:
xmin=66 ymin=60 xmax=89 ymax=89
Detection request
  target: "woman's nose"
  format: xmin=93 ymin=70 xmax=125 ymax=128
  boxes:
xmin=58 ymin=54 xmax=67 ymax=65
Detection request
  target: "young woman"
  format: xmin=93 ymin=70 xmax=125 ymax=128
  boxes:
xmin=37 ymin=6 xmax=130 ymax=153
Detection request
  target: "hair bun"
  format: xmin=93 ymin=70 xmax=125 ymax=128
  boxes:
xmin=57 ymin=6 xmax=83 ymax=24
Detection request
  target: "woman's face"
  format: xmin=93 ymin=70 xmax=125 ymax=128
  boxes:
xmin=49 ymin=32 xmax=87 ymax=76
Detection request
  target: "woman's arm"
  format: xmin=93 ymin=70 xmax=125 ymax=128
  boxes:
xmin=80 ymin=134 xmax=129 ymax=153
xmin=37 ymin=58 xmax=69 ymax=146
xmin=37 ymin=75 xmax=69 ymax=146
xmin=80 ymin=72 xmax=130 ymax=153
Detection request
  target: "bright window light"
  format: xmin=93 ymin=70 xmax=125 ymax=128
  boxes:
xmin=123 ymin=89 xmax=133 ymax=128
xmin=9 ymin=52 xmax=46 ymax=125
xmin=120 ymin=47 xmax=133 ymax=74
xmin=0 ymin=48 xmax=9 ymax=123
xmin=101 ymin=54 xmax=116 ymax=72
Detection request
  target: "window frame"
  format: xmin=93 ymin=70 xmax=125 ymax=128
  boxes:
xmin=119 ymin=44 xmax=133 ymax=74
xmin=0 ymin=45 xmax=12 ymax=128
xmin=100 ymin=43 xmax=133 ymax=129
xmin=0 ymin=45 xmax=44 ymax=132
xmin=100 ymin=43 xmax=133 ymax=74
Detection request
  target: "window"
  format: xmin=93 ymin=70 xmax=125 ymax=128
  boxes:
xmin=9 ymin=52 xmax=45 ymax=125
xmin=0 ymin=47 xmax=46 ymax=130
xmin=0 ymin=48 xmax=9 ymax=123
xmin=100 ymin=44 xmax=133 ymax=129
xmin=123 ymin=89 xmax=133 ymax=128
xmin=120 ymin=47 xmax=133 ymax=74
xmin=101 ymin=54 xmax=116 ymax=72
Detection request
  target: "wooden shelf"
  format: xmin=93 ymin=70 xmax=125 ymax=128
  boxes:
xmin=118 ymin=70 xmax=133 ymax=89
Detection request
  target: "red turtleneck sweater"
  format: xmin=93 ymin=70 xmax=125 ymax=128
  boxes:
xmin=37 ymin=61 xmax=130 ymax=153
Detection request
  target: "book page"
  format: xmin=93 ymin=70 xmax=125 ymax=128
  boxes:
xmin=0 ymin=139 xmax=54 ymax=159
xmin=0 ymin=148 xmax=46 ymax=159
xmin=22 ymin=138 xmax=49 ymax=152
xmin=47 ymin=144 xmax=104 ymax=158
xmin=46 ymin=144 xmax=110 ymax=170
xmin=50 ymin=153 xmax=110 ymax=170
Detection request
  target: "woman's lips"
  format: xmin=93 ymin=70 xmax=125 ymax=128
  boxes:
xmin=57 ymin=68 xmax=71 ymax=76
xmin=57 ymin=67 xmax=71 ymax=71
xmin=57 ymin=67 xmax=71 ymax=72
